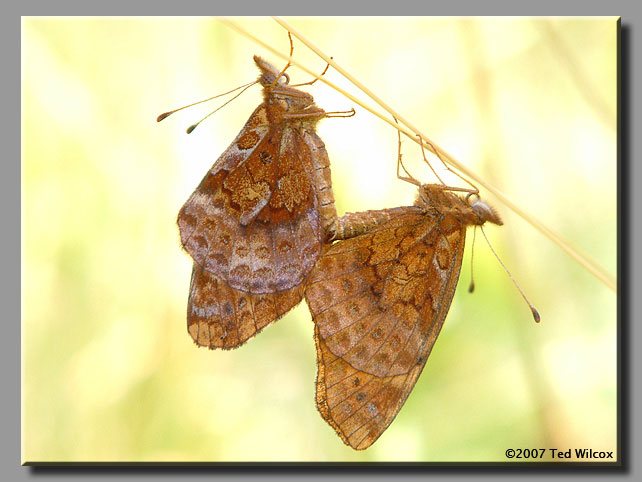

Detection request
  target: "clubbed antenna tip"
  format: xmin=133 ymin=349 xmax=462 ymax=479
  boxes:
xmin=531 ymin=307 xmax=541 ymax=324
xmin=157 ymin=111 xmax=172 ymax=122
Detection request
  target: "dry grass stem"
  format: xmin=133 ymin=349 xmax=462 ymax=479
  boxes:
xmin=218 ymin=17 xmax=616 ymax=292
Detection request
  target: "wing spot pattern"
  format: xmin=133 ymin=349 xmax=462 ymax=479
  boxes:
xmin=236 ymin=130 xmax=260 ymax=150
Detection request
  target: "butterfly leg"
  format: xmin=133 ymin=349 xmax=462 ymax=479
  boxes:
xmin=394 ymin=117 xmax=421 ymax=187
xmin=291 ymin=59 xmax=331 ymax=87
xmin=271 ymin=32 xmax=295 ymax=88
xmin=418 ymin=136 xmax=479 ymax=194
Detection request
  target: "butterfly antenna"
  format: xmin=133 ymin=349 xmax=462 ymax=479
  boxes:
xmin=480 ymin=226 xmax=540 ymax=323
xmin=468 ymin=227 xmax=477 ymax=293
xmin=156 ymin=80 xmax=258 ymax=122
xmin=185 ymin=81 xmax=258 ymax=134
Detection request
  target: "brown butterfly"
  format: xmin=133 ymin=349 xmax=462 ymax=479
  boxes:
xmin=174 ymin=56 xmax=347 ymax=349
xmin=305 ymin=174 xmax=503 ymax=449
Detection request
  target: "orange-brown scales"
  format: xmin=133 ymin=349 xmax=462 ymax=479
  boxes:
xmin=305 ymin=184 xmax=502 ymax=449
xmin=178 ymin=56 xmax=338 ymax=349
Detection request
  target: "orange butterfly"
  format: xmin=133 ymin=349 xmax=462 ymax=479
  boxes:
xmin=172 ymin=56 xmax=345 ymax=349
xmin=305 ymin=146 xmax=503 ymax=448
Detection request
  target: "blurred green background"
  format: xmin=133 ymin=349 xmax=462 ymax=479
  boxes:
xmin=22 ymin=17 xmax=617 ymax=462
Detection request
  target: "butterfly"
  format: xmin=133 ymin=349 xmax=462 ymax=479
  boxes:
xmin=304 ymin=182 xmax=503 ymax=449
xmin=176 ymin=56 xmax=345 ymax=349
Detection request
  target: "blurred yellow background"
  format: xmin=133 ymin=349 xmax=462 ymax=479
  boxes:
xmin=22 ymin=17 xmax=617 ymax=462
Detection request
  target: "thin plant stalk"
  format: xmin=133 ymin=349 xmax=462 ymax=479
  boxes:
xmin=218 ymin=17 xmax=616 ymax=292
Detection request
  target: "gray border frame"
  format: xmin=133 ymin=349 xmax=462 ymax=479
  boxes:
xmin=11 ymin=3 xmax=639 ymax=481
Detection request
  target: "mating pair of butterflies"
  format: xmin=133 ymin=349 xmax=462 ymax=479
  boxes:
xmin=173 ymin=56 xmax=502 ymax=450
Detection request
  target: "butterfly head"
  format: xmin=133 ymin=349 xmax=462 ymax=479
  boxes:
xmin=254 ymin=55 xmax=290 ymax=86
xmin=467 ymin=193 xmax=503 ymax=226
xmin=253 ymin=55 xmax=319 ymax=115
xmin=416 ymin=184 xmax=503 ymax=227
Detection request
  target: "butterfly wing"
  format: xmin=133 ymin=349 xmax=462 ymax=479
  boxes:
xmin=187 ymin=263 xmax=305 ymax=349
xmin=305 ymin=209 xmax=467 ymax=449
xmin=178 ymin=105 xmax=327 ymax=295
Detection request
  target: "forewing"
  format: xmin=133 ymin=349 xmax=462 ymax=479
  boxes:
xmin=187 ymin=263 xmax=304 ymax=350
xmin=305 ymin=211 xmax=466 ymax=449
xmin=178 ymin=107 xmax=324 ymax=294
